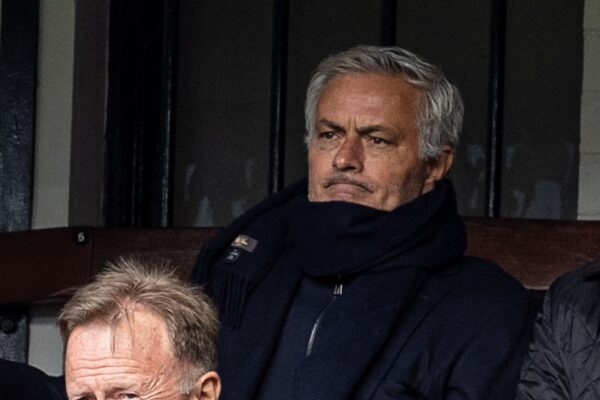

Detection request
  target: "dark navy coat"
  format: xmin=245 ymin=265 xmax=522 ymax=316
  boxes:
xmin=194 ymin=180 xmax=531 ymax=400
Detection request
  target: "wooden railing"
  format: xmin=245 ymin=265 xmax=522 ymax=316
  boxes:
xmin=0 ymin=227 xmax=217 ymax=304
xmin=1 ymin=218 xmax=600 ymax=304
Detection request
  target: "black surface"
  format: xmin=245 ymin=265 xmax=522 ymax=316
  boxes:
xmin=527 ymin=290 xmax=546 ymax=317
xmin=485 ymin=0 xmax=506 ymax=218
xmin=0 ymin=0 xmax=38 ymax=362
xmin=380 ymin=0 xmax=397 ymax=46
xmin=165 ymin=0 xmax=585 ymax=225
xmin=501 ymin=0 xmax=583 ymax=219
xmin=0 ymin=307 xmax=29 ymax=363
xmin=105 ymin=0 xmax=178 ymax=227
xmin=0 ymin=358 xmax=66 ymax=399
xmin=0 ymin=0 xmax=39 ymax=232
xmin=173 ymin=0 xmax=273 ymax=227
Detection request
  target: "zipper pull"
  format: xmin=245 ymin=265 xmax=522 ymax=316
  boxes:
xmin=334 ymin=274 xmax=343 ymax=296
xmin=334 ymin=283 xmax=343 ymax=296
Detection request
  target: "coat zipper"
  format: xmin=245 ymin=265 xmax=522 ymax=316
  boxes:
xmin=305 ymin=276 xmax=344 ymax=357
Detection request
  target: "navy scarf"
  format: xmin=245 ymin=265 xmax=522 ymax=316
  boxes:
xmin=194 ymin=179 xmax=465 ymax=327
xmin=193 ymin=179 xmax=468 ymax=399
xmin=288 ymin=180 xmax=464 ymax=278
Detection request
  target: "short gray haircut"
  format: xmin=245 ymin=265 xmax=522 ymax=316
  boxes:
xmin=58 ymin=258 xmax=219 ymax=393
xmin=305 ymin=45 xmax=464 ymax=160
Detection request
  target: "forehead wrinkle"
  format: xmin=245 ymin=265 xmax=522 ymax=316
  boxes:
xmin=70 ymin=356 xmax=147 ymax=377
xmin=318 ymin=118 xmax=345 ymax=131
xmin=318 ymin=115 xmax=392 ymax=133
xmin=69 ymin=358 xmax=179 ymax=398
xmin=318 ymin=105 xmax=411 ymax=137
xmin=68 ymin=363 xmax=146 ymax=394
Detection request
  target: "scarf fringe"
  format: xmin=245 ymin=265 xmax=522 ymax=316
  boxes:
xmin=211 ymin=268 xmax=251 ymax=329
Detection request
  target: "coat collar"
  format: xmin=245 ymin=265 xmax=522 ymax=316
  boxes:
xmin=193 ymin=179 xmax=466 ymax=399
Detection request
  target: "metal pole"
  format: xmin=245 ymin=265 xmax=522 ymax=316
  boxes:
xmin=485 ymin=0 xmax=507 ymax=218
xmin=268 ymin=0 xmax=290 ymax=194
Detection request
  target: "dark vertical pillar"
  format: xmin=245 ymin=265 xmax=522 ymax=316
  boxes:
xmin=268 ymin=0 xmax=290 ymax=194
xmin=155 ymin=0 xmax=178 ymax=227
xmin=104 ymin=0 xmax=136 ymax=227
xmin=105 ymin=0 xmax=178 ymax=227
xmin=485 ymin=0 xmax=506 ymax=218
xmin=69 ymin=0 xmax=110 ymax=227
xmin=0 ymin=0 xmax=39 ymax=363
xmin=0 ymin=0 xmax=39 ymax=232
xmin=381 ymin=0 xmax=397 ymax=46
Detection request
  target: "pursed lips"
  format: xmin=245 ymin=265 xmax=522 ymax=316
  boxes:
xmin=323 ymin=177 xmax=374 ymax=194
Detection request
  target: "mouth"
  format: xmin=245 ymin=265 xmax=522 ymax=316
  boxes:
xmin=323 ymin=176 xmax=374 ymax=194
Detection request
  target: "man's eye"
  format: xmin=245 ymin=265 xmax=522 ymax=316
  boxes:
xmin=369 ymin=136 xmax=388 ymax=145
xmin=318 ymin=131 xmax=337 ymax=139
xmin=119 ymin=393 xmax=139 ymax=399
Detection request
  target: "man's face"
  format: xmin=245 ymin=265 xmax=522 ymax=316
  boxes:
xmin=65 ymin=306 xmax=220 ymax=400
xmin=307 ymin=73 xmax=452 ymax=211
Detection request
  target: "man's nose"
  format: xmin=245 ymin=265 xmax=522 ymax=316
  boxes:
xmin=332 ymin=136 xmax=363 ymax=171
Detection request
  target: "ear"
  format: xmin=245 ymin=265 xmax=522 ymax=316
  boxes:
xmin=189 ymin=371 xmax=221 ymax=400
xmin=423 ymin=144 xmax=454 ymax=192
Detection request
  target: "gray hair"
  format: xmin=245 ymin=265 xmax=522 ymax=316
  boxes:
xmin=58 ymin=258 xmax=219 ymax=393
xmin=304 ymin=45 xmax=464 ymax=160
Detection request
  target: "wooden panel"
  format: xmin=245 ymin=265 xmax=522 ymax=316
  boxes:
xmin=465 ymin=217 xmax=600 ymax=289
xmin=2 ymin=220 xmax=600 ymax=304
xmin=0 ymin=227 xmax=217 ymax=304
xmin=0 ymin=227 xmax=92 ymax=304
xmin=89 ymin=228 xmax=218 ymax=278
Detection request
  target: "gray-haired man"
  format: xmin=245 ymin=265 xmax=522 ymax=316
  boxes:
xmin=195 ymin=45 xmax=531 ymax=400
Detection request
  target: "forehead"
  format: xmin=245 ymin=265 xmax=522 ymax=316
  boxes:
xmin=65 ymin=308 xmax=178 ymax=390
xmin=317 ymin=73 xmax=421 ymax=121
xmin=66 ymin=307 xmax=173 ymax=359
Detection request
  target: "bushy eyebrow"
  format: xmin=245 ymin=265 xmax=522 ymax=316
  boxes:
xmin=356 ymin=124 xmax=392 ymax=135
xmin=317 ymin=118 xmax=393 ymax=136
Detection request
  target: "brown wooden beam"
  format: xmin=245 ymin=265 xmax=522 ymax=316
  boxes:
xmin=465 ymin=217 xmax=600 ymax=289
xmin=0 ymin=227 xmax=217 ymax=304
xmin=1 ymin=220 xmax=600 ymax=305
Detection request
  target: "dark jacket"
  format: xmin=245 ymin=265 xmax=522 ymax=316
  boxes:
xmin=193 ymin=179 xmax=531 ymax=400
xmin=517 ymin=258 xmax=600 ymax=400
xmin=0 ymin=359 xmax=65 ymax=400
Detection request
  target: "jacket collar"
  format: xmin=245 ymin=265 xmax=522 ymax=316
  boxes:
xmin=193 ymin=178 xmax=466 ymax=399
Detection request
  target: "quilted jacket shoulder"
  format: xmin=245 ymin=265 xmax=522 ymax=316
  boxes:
xmin=517 ymin=258 xmax=600 ymax=400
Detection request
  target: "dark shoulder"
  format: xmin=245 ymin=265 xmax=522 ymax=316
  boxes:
xmin=416 ymin=256 xmax=530 ymax=346
xmin=443 ymin=256 xmax=526 ymax=295
xmin=547 ymin=257 xmax=600 ymax=312
xmin=0 ymin=359 xmax=66 ymax=399
xmin=432 ymin=256 xmax=529 ymax=315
